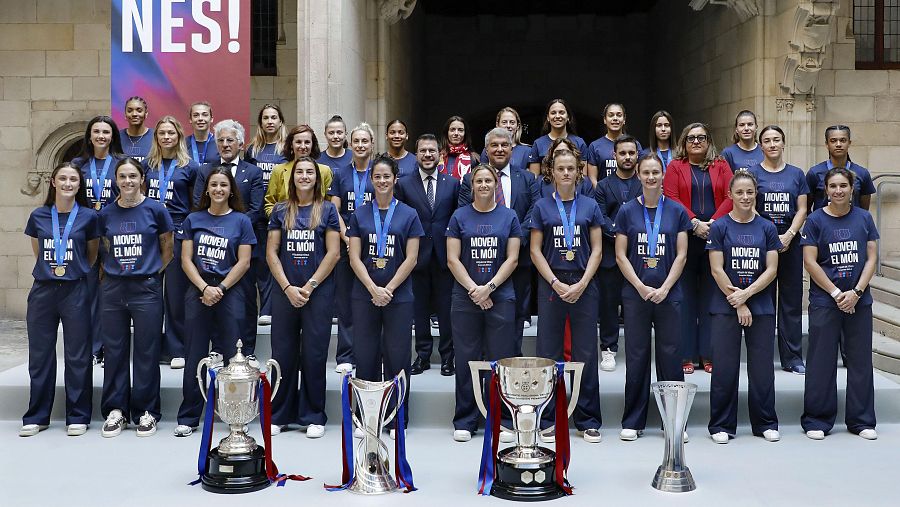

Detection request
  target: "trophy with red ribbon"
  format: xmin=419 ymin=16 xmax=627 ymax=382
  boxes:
xmin=470 ymin=357 xmax=584 ymax=501
xmin=192 ymin=340 xmax=308 ymax=493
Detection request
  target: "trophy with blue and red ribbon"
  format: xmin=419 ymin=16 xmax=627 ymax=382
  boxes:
xmin=470 ymin=357 xmax=583 ymax=501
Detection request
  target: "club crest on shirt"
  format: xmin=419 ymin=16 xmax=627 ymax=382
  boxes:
xmin=770 ymin=181 xmax=785 ymax=191
xmin=476 ymin=224 xmax=494 ymax=235
xmin=833 ymin=228 xmax=851 ymax=241
xmin=737 ymin=234 xmax=755 ymax=246
xmin=211 ymin=226 xmax=225 ymax=236
xmin=119 ymin=221 xmax=137 ymax=233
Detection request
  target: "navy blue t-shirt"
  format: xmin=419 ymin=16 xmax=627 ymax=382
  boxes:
xmin=347 ymin=200 xmax=424 ymax=303
xmin=806 ymin=160 xmax=877 ymax=211
xmin=586 ymin=136 xmax=644 ymax=180
xmin=268 ymin=201 xmax=340 ymax=288
xmin=394 ymin=152 xmax=418 ymax=177
xmin=480 ymin=144 xmax=532 ymax=174
xmin=179 ymin=210 xmax=256 ymax=278
xmin=639 ymin=147 xmax=675 ymax=172
xmin=317 ymin=150 xmax=353 ymax=174
xmin=446 ymin=204 xmax=522 ymax=302
xmin=74 ymin=156 xmax=121 ymax=209
xmin=537 ymin=178 xmax=595 ymax=199
xmin=528 ymin=194 xmax=604 ymax=272
xmin=748 ymin=163 xmax=809 ymax=234
xmin=614 ymin=197 xmax=693 ymax=301
xmin=706 ymin=215 xmax=781 ymax=315
xmin=594 ymin=172 xmax=642 ymax=268
xmin=247 ymin=143 xmax=288 ymax=188
xmin=721 ymin=144 xmax=764 ymax=173
xmin=329 ymin=163 xmax=375 ymax=224
xmin=690 ymin=165 xmax=716 ymax=221
xmin=99 ymin=198 xmax=174 ymax=276
xmin=119 ymin=128 xmax=154 ymax=162
xmin=801 ymin=207 xmax=879 ymax=308
xmin=528 ymin=134 xmax=589 ymax=165
xmin=186 ymin=133 xmax=218 ymax=165
xmin=25 ymin=204 xmax=100 ymax=281
xmin=144 ymin=158 xmax=199 ymax=227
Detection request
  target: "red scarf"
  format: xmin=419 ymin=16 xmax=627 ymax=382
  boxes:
xmin=441 ymin=144 xmax=472 ymax=180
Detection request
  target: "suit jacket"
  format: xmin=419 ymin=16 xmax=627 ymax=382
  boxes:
xmin=663 ymin=158 xmax=733 ymax=220
xmin=459 ymin=166 xmax=540 ymax=266
xmin=193 ymin=160 xmax=265 ymax=227
xmin=395 ymin=169 xmax=460 ymax=270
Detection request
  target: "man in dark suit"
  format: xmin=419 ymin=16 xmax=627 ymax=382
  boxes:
xmin=460 ymin=127 xmax=539 ymax=354
xmin=395 ymin=134 xmax=460 ymax=376
xmin=192 ymin=119 xmax=265 ymax=365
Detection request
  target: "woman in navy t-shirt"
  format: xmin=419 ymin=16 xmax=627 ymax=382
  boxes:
xmin=174 ymin=167 xmax=256 ymax=437
xmin=317 ymin=115 xmax=353 ymax=173
xmin=446 ymin=164 xmax=522 ymax=441
xmin=98 ymin=158 xmax=174 ymax=438
xmin=748 ymin=125 xmax=810 ymax=374
xmin=21 ymin=162 xmax=100 ymax=437
xmin=586 ymin=102 xmax=643 ymax=186
xmin=529 ymin=149 xmax=604 ymax=443
xmin=528 ymin=98 xmax=589 ymax=178
xmin=614 ymin=153 xmax=691 ymax=441
xmin=641 ymin=110 xmax=676 ymax=172
xmin=267 ymin=157 xmax=340 ymax=438
xmin=801 ymin=167 xmax=879 ymax=441
xmin=720 ymin=110 xmax=763 ymax=173
xmin=385 ymin=119 xmax=418 ymax=177
xmin=536 ymin=137 xmax=595 ymax=198
xmin=120 ymin=96 xmax=154 ymax=162
xmin=707 ymin=170 xmax=781 ymax=444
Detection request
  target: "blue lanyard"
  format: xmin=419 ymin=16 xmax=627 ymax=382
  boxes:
xmin=157 ymin=159 xmax=177 ymax=204
xmin=51 ymin=203 xmax=80 ymax=268
xmin=90 ymin=157 xmax=112 ymax=206
xmin=641 ymin=195 xmax=665 ymax=257
xmin=191 ymin=133 xmax=212 ymax=163
xmin=553 ymin=193 xmax=577 ymax=252
xmin=656 ymin=149 xmax=671 ymax=171
xmin=372 ymin=198 xmax=397 ymax=259
xmin=352 ymin=163 xmax=371 ymax=212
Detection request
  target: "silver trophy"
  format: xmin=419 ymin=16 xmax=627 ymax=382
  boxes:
xmin=651 ymin=381 xmax=697 ymax=493
xmin=470 ymin=357 xmax=583 ymax=501
xmin=196 ymin=340 xmax=282 ymax=493
xmin=347 ymin=372 xmax=408 ymax=494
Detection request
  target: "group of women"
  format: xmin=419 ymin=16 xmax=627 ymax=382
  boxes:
xmin=19 ymin=98 xmax=879 ymax=446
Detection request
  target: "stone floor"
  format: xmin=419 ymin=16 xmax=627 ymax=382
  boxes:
xmin=0 ymin=319 xmax=28 ymax=373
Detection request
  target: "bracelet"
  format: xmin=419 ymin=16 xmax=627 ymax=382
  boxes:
xmin=282 ymin=284 xmax=291 ymax=292
xmin=218 ymin=283 xmax=228 ymax=293
xmin=550 ymin=277 xmax=558 ymax=288
xmin=829 ymin=287 xmax=841 ymax=298
xmin=201 ymin=284 xmax=209 ymax=293
xmin=787 ymin=229 xmax=796 ymax=236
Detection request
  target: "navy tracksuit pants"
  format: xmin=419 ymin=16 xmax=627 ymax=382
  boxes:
xmin=708 ymin=314 xmax=777 ymax=435
xmin=333 ymin=256 xmax=355 ymax=365
xmin=270 ymin=284 xmax=334 ymax=426
xmin=100 ymin=275 xmax=163 ymax=422
xmin=87 ymin=262 xmax=103 ymax=357
xmin=412 ymin=264 xmax=454 ymax=364
xmin=597 ymin=265 xmax=624 ymax=352
xmin=23 ymin=280 xmax=92 ymax=426
xmin=621 ymin=297 xmax=684 ymax=430
xmin=536 ymin=272 xmax=602 ymax=430
xmin=253 ymin=227 xmax=272 ymax=318
xmin=772 ymin=240 xmax=804 ymax=369
xmin=802 ymin=305 xmax=875 ymax=434
xmin=351 ymin=298 xmax=413 ymax=415
xmin=163 ymin=238 xmax=188 ymax=359
xmin=511 ymin=266 xmax=532 ymax=355
xmin=680 ymin=235 xmax=713 ymax=361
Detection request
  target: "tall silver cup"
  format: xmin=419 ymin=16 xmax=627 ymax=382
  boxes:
xmin=651 ymin=381 xmax=697 ymax=492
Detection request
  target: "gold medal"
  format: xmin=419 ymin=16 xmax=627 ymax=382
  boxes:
xmin=94 ymin=201 xmax=101 ymax=210
xmin=54 ymin=265 xmax=66 ymax=277
xmin=646 ymin=257 xmax=658 ymax=268
xmin=375 ymin=258 xmax=387 ymax=269
xmin=565 ymin=250 xmax=575 ymax=261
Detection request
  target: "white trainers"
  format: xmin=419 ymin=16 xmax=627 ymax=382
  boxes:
xmin=67 ymin=424 xmax=88 ymax=436
xmin=257 ymin=315 xmax=272 ymax=326
xmin=858 ymin=429 xmax=878 ymax=440
xmin=806 ymin=430 xmax=825 ymax=440
xmin=170 ymin=357 xmax=185 ymax=369
xmin=540 ymin=428 xmax=555 ymax=443
xmin=499 ymin=430 xmax=515 ymax=443
xmin=453 ymin=429 xmax=472 ymax=442
xmin=136 ymin=412 xmax=157 ymax=437
xmin=306 ymin=424 xmax=325 ymax=439
xmin=599 ymin=350 xmax=616 ymax=372
xmin=620 ymin=429 xmax=642 ymax=441
xmin=579 ymin=429 xmax=602 ymax=443
xmin=102 ymin=409 xmax=127 ymax=438
xmin=711 ymin=432 xmax=729 ymax=444
xmin=174 ymin=425 xmax=196 ymax=437
xmin=762 ymin=429 xmax=780 ymax=442
xmin=271 ymin=424 xmax=283 ymax=436
xmin=523 ymin=319 xmax=531 ymax=329
xmin=19 ymin=424 xmax=48 ymax=437
xmin=335 ymin=362 xmax=354 ymax=374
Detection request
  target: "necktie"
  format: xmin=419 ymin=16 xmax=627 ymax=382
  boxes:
xmin=223 ymin=162 xmax=236 ymax=177
xmin=426 ymin=175 xmax=435 ymax=210
xmin=496 ymin=172 xmax=506 ymax=207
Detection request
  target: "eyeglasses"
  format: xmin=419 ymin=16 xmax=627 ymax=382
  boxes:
xmin=686 ymin=135 xmax=708 ymax=144
xmin=216 ymin=138 xmax=238 ymax=144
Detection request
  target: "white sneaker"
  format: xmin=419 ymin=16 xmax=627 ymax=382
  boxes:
xmin=599 ymin=350 xmax=616 ymax=372
xmin=19 ymin=424 xmax=48 ymax=437
xmin=858 ymin=429 xmax=878 ymax=440
xmin=540 ymin=429 xmax=555 ymax=443
xmin=306 ymin=424 xmax=325 ymax=439
xmin=335 ymin=362 xmax=353 ymax=374
xmin=806 ymin=430 xmax=825 ymax=440
xmin=136 ymin=412 xmax=157 ymax=437
xmin=711 ymin=432 xmax=729 ymax=444
xmin=207 ymin=352 xmax=224 ymax=370
xmin=619 ymin=429 xmax=641 ymax=441
xmin=579 ymin=429 xmax=602 ymax=443
xmin=170 ymin=357 xmax=185 ymax=369
xmin=523 ymin=320 xmax=531 ymax=329
xmin=246 ymin=355 xmax=260 ymax=369
xmin=102 ymin=409 xmax=127 ymax=438
xmin=271 ymin=424 xmax=283 ymax=436
xmin=67 ymin=424 xmax=88 ymax=436
xmin=499 ymin=430 xmax=515 ymax=443
xmin=762 ymin=429 xmax=780 ymax=442
xmin=174 ymin=425 xmax=195 ymax=437
xmin=257 ymin=315 xmax=272 ymax=326
xmin=453 ymin=429 xmax=472 ymax=442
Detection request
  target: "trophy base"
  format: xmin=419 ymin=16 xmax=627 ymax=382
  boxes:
xmin=201 ymin=446 xmax=270 ymax=494
xmin=651 ymin=466 xmax=696 ymax=493
xmin=492 ymin=447 xmax=566 ymax=502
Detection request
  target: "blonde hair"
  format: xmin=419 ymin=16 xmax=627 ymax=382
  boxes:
xmin=146 ymin=116 xmax=191 ymax=169
xmin=496 ymin=107 xmax=523 ymax=144
xmin=249 ymin=104 xmax=287 ymax=158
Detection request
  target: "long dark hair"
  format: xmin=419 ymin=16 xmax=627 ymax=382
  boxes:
xmin=540 ymin=98 xmax=578 ymax=136
xmin=44 ymin=162 xmax=90 ymax=208
xmin=440 ymin=115 xmax=474 ymax=154
xmin=648 ymin=110 xmax=674 ymax=152
xmin=195 ymin=167 xmax=246 ymax=212
xmin=731 ymin=110 xmax=758 ymax=144
xmin=77 ymin=115 xmax=124 ymax=162
xmin=283 ymin=156 xmax=325 ymax=231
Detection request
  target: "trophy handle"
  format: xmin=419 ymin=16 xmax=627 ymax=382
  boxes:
xmin=563 ymin=362 xmax=584 ymax=419
xmin=196 ymin=357 xmax=220 ymax=417
xmin=468 ymin=361 xmax=493 ymax=419
xmin=265 ymin=358 xmax=282 ymax=400
xmin=381 ymin=369 xmax=408 ymax=426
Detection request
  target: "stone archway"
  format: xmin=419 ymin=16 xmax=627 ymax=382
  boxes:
xmin=25 ymin=121 xmax=86 ymax=197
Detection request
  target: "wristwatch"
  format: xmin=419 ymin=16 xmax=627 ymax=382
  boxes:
xmin=853 ymin=287 xmax=864 ymax=297
xmin=488 ymin=282 xmax=497 ymax=292
xmin=309 ymin=278 xmax=319 ymax=289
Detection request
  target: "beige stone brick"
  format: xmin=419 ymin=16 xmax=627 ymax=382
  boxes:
xmin=47 ymin=50 xmax=98 ymax=77
xmin=0 ymin=23 xmax=73 ymax=50
xmin=36 ymin=0 xmax=100 ymax=24
xmin=822 ymin=96 xmax=875 ymax=123
xmin=31 ymin=100 xmax=57 ymax=111
xmin=0 ymin=150 xmax=33 ymax=172
xmin=17 ymin=255 xmax=35 ymax=290
xmin=98 ymin=52 xmax=110 ymax=76
xmin=0 ymin=0 xmax=37 ymax=22
xmin=875 ymin=97 xmax=900 ymax=122
xmin=3 ymin=77 xmax=31 ymax=100
xmin=251 ymin=77 xmax=274 ymax=101
xmin=0 ymin=51 xmax=45 ymax=77
xmin=274 ymin=76 xmax=297 ymax=100
xmin=6 ymin=287 xmax=30 ymax=317
xmin=85 ymin=100 xmax=109 ymax=111
xmin=56 ymin=100 xmax=88 ymax=111
xmin=830 ymin=43 xmax=855 ymax=70
xmin=71 ymin=76 xmax=108 ymax=100
xmin=0 ymin=101 xmax=30 ymax=127
xmin=834 ymin=70 xmax=889 ymax=96
xmin=0 ymin=229 xmax=35 ymax=256
xmin=0 ymin=252 xmax=18 ymax=289
xmin=74 ymin=23 xmax=108 ymax=50
xmin=0 ymin=127 xmax=31 ymax=151
xmin=849 ymin=121 xmax=900 ymax=145
xmin=868 ymin=146 xmax=900 ymax=173
xmin=31 ymin=77 xmax=73 ymax=100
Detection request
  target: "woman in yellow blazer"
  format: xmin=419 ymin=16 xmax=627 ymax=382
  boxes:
xmin=265 ymin=124 xmax=333 ymax=217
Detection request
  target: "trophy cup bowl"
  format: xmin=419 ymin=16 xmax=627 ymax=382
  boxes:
xmin=470 ymin=357 xmax=583 ymax=501
xmin=651 ymin=381 xmax=697 ymax=493
xmin=346 ymin=372 xmax=408 ymax=495
xmin=196 ymin=340 xmax=282 ymax=493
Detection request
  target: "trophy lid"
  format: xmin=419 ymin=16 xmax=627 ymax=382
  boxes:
xmin=217 ymin=339 xmax=260 ymax=383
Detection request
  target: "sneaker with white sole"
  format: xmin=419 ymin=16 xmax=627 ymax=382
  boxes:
xmin=523 ymin=320 xmax=531 ymax=329
xmin=246 ymin=355 xmax=260 ymax=369
xmin=257 ymin=315 xmax=272 ymax=326
xmin=599 ymin=350 xmax=616 ymax=372
xmin=711 ymin=432 xmax=729 ymax=444
xmin=136 ymin=412 xmax=157 ymax=437
xmin=806 ymin=430 xmax=825 ymax=440
xmin=453 ymin=429 xmax=472 ymax=442
xmin=335 ymin=362 xmax=354 ymax=374
xmin=499 ymin=430 xmax=515 ymax=443
xmin=619 ymin=429 xmax=642 ymax=441
xmin=102 ymin=409 xmax=127 ymax=438
xmin=307 ymin=424 xmax=325 ymax=439
xmin=579 ymin=429 xmax=602 ymax=443
xmin=170 ymin=357 xmax=185 ymax=369
xmin=762 ymin=429 xmax=780 ymax=442
xmin=19 ymin=424 xmax=49 ymax=437
xmin=67 ymin=424 xmax=88 ymax=436
xmin=540 ymin=428 xmax=555 ymax=443
xmin=858 ymin=428 xmax=877 ymax=440
xmin=174 ymin=425 xmax=196 ymax=437
xmin=271 ymin=424 xmax=283 ymax=436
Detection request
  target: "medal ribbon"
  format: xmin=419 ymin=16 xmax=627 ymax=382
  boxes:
xmin=191 ymin=133 xmax=213 ymax=163
xmin=189 ymin=368 xmax=217 ymax=486
xmin=89 ymin=157 xmax=112 ymax=207
xmin=373 ymin=198 xmax=398 ymax=262
xmin=553 ymin=362 xmax=573 ymax=495
xmin=157 ymin=159 xmax=177 ymax=205
xmin=393 ymin=375 xmax=417 ymax=492
xmin=352 ymin=163 xmax=371 ymax=212
xmin=258 ymin=373 xmax=310 ymax=486
xmin=477 ymin=361 xmax=501 ymax=495
xmin=51 ymin=203 xmax=79 ymax=272
xmin=554 ymin=193 xmax=578 ymax=255
xmin=641 ymin=195 xmax=665 ymax=257
xmin=325 ymin=372 xmax=355 ymax=491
